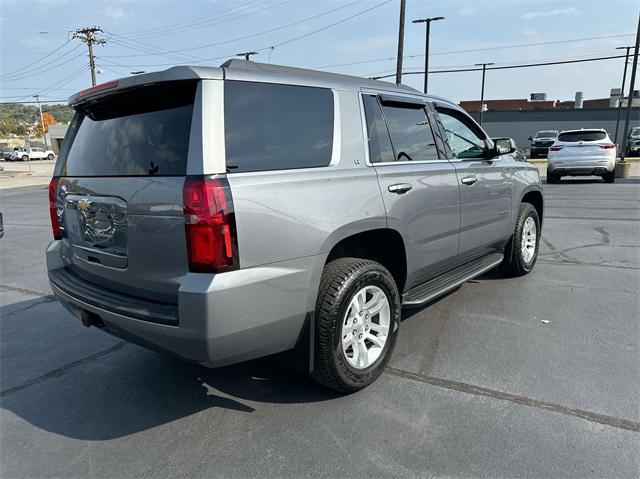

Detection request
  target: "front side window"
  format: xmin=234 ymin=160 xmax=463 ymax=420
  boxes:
xmin=380 ymin=104 xmax=439 ymax=162
xmin=436 ymin=107 xmax=488 ymax=159
xmin=362 ymin=95 xmax=395 ymax=163
xmin=224 ymin=81 xmax=334 ymax=173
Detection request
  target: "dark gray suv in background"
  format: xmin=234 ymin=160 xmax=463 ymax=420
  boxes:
xmin=47 ymin=60 xmax=543 ymax=392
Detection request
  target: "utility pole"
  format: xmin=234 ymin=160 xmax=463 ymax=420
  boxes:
xmin=412 ymin=16 xmax=445 ymax=94
xmin=613 ymin=46 xmax=633 ymax=145
xmin=475 ymin=62 xmax=494 ymax=126
xmin=395 ymin=0 xmax=406 ymax=85
xmin=72 ymin=27 xmax=106 ymax=86
xmin=236 ymin=51 xmax=259 ymax=61
xmin=32 ymin=94 xmax=48 ymax=148
xmin=617 ymin=12 xmax=640 ymax=177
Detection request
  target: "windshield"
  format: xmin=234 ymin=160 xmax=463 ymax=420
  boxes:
xmin=631 ymin=127 xmax=640 ymax=136
xmin=558 ymin=131 xmax=606 ymax=142
xmin=535 ymin=131 xmax=557 ymax=138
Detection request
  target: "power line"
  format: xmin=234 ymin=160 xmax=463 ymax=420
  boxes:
xmin=101 ymin=0 xmax=368 ymax=57
xmin=0 ymin=99 xmax=68 ymax=104
xmin=120 ymin=0 xmax=280 ymax=38
xmin=270 ymin=0 xmax=390 ymax=50
xmin=1 ymin=50 xmax=85 ymax=82
xmin=85 ymin=0 xmax=391 ymax=70
xmin=370 ymin=54 xmax=627 ymax=80
xmin=0 ymin=39 xmax=73 ymax=80
xmin=104 ymin=35 xmax=202 ymax=63
xmin=314 ymin=33 xmax=636 ymax=70
xmin=138 ymin=0 xmax=293 ymax=40
xmin=366 ymin=51 xmax=625 ymax=77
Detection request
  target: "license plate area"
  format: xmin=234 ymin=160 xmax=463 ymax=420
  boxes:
xmin=64 ymin=194 xmax=128 ymax=268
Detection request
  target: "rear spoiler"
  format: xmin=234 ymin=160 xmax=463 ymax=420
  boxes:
xmin=68 ymin=65 xmax=224 ymax=107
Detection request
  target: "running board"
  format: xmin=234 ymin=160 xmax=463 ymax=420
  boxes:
xmin=402 ymin=253 xmax=504 ymax=307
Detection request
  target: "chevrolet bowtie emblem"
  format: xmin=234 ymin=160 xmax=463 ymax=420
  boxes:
xmin=77 ymin=199 xmax=92 ymax=211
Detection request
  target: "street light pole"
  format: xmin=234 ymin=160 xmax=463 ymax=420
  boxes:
xmin=475 ymin=62 xmax=494 ymax=126
xmin=613 ymin=46 xmax=633 ymax=145
xmin=412 ymin=16 xmax=445 ymax=94
xmin=618 ymin=12 xmax=640 ymax=175
xmin=395 ymin=0 xmax=406 ymax=85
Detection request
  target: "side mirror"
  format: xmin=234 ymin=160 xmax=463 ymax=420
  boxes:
xmin=528 ymin=136 xmax=533 ymax=141
xmin=493 ymin=137 xmax=517 ymax=155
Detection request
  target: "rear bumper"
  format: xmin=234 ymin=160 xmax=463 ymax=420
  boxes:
xmin=548 ymin=157 xmax=615 ymax=176
xmin=47 ymin=241 xmax=324 ymax=367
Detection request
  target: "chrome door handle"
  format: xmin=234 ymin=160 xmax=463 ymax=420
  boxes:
xmin=461 ymin=176 xmax=477 ymax=186
xmin=388 ymin=183 xmax=413 ymax=194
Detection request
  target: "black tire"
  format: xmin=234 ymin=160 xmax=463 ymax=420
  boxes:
xmin=500 ymin=203 xmax=541 ymax=277
xmin=603 ymin=170 xmax=615 ymax=183
xmin=311 ymin=257 xmax=400 ymax=393
xmin=21 ymin=155 xmax=28 ymax=162
xmin=47 ymin=154 xmax=54 ymax=160
xmin=546 ymin=170 xmax=559 ymax=184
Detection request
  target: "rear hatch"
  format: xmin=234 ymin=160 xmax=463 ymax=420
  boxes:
xmin=554 ymin=130 xmax=609 ymax=158
xmin=53 ymin=80 xmax=197 ymax=303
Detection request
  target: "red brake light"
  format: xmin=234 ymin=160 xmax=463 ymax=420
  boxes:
xmin=599 ymin=143 xmax=615 ymax=149
xmin=48 ymin=177 xmax=63 ymax=240
xmin=77 ymin=80 xmax=118 ymax=98
xmin=183 ymin=176 xmax=239 ymax=273
xmin=549 ymin=145 xmax=563 ymax=151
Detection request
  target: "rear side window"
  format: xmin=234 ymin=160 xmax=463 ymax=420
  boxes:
xmin=224 ymin=81 xmax=334 ymax=173
xmin=558 ymin=131 xmax=607 ymax=142
xmin=362 ymin=95 xmax=395 ymax=163
xmin=58 ymin=81 xmax=196 ymax=177
xmin=380 ymin=103 xmax=439 ymax=162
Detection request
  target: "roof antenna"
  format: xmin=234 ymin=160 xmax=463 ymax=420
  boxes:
xmin=268 ymin=46 xmax=275 ymax=64
xmin=236 ymin=51 xmax=259 ymax=61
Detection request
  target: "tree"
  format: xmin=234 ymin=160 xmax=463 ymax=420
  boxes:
xmin=34 ymin=112 xmax=57 ymax=137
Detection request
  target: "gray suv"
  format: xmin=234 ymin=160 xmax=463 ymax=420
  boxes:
xmin=47 ymin=60 xmax=543 ymax=392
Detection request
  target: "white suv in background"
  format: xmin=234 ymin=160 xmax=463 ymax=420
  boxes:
xmin=11 ymin=147 xmax=55 ymax=161
xmin=547 ymin=129 xmax=616 ymax=184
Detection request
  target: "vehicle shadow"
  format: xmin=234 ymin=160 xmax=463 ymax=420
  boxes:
xmin=0 ymin=298 xmax=338 ymax=441
xmin=1 ymin=265 xmax=511 ymax=441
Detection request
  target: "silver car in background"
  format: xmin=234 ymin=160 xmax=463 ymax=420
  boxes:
xmin=547 ymin=129 xmax=617 ymax=183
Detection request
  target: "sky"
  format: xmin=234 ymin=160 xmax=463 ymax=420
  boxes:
xmin=1 ymin=0 xmax=639 ymax=104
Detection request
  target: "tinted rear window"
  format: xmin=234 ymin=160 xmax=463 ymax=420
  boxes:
xmin=224 ymin=81 xmax=334 ymax=173
xmin=57 ymin=81 xmax=196 ymax=177
xmin=558 ymin=131 xmax=606 ymax=142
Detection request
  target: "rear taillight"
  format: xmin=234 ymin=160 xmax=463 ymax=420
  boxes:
xmin=48 ymin=177 xmax=64 ymax=240
xmin=549 ymin=145 xmax=563 ymax=151
xmin=183 ymin=176 xmax=239 ymax=273
xmin=599 ymin=143 xmax=615 ymax=149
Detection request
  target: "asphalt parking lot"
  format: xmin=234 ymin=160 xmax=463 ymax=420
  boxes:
xmin=1 ymin=173 xmax=639 ymax=477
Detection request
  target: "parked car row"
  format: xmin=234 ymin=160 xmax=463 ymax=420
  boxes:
xmin=2 ymin=147 xmax=55 ymax=161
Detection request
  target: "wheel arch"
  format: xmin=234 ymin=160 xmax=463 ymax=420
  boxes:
xmin=520 ymin=187 xmax=544 ymax=225
xmin=321 ymin=227 xmax=408 ymax=295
